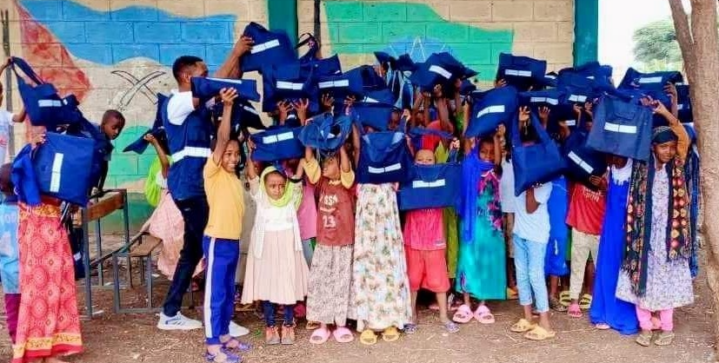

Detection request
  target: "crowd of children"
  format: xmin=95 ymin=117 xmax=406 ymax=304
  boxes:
xmin=0 ymin=24 xmax=703 ymax=363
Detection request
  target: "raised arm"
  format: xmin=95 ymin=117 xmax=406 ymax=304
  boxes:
xmin=214 ymin=36 xmax=254 ymax=79
xmin=211 ymin=88 xmax=238 ymax=165
xmin=351 ymin=123 xmax=361 ymax=169
xmin=145 ymin=134 xmax=170 ymax=178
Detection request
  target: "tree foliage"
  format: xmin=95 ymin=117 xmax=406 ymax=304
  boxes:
xmin=633 ymin=19 xmax=683 ymax=65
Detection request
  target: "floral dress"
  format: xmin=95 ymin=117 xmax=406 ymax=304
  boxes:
xmin=348 ymin=183 xmax=412 ymax=331
xmin=455 ymin=171 xmax=506 ymax=300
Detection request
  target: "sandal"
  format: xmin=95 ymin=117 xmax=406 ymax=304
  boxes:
xmin=654 ymin=331 xmax=675 ymax=346
xmin=404 ymin=323 xmax=418 ymax=334
xmin=382 ymin=327 xmax=400 ymax=342
xmin=524 ymin=326 xmax=557 ymax=341
xmin=359 ymin=329 xmax=377 ymax=346
xmin=281 ymin=325 xmax=296 ymax=345
xmin=309 ymin=326 xmax=331 ymax=345
xmin=567 ymin=303 xmax=583 ymax=318
xmin=305 ymin=321 xmax=321 ymax=330
xmin=443 ymin=321 xmax=460 ymax=334
xmin=452 ymin=304 xmax=473 ymax=324
xmin=579 ymin=294 xmax=593 ymax=310
xmin=222 ymin=337 xmax=251 ymax=352
xmin=550 ymin=297 xmax=568 ymax=312
xmin=559 ymin=291 xmax=571 ymax=307
xmin=635 ymin=331 xmax=653 ymax=347
xmin=595 ymin=323 xmax=610 ymax=330
xmin=205 ymin=348 xmax=241 ymax=363
xmin=333 ymin=327 xmax=354 ymax=343
xmin=510 ymin=318 xmax=536 ymax=333
xmin=265 ymin=326 xmax=281 ymax=345
xmin=474 ymin=305 xmax=495 ymax=324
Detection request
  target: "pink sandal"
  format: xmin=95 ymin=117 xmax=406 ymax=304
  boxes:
xmin=333 ymin=327 xmax=354 ymax=343
xmin=452 ymin=304 xmax=473 ymax=324
xmin=474 ymin=305 xmax=495 ymax=324
xmin=309 ymin=327 xmax=331 ymax=345
xmin=567 ymin=303 xmax=583 ymax=318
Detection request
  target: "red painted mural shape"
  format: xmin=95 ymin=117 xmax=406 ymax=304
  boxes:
xmin=14 ymin=1 xmax=92 ymax=102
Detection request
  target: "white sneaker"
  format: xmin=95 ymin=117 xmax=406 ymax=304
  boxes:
xmin=229 ymin=321 xmax=250 ymax=337
xmin=157 ymin=312 xmax=203 ymax=331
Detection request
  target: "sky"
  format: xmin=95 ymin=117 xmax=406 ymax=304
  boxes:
xmin=598 ymin=0 xmax=675 ymax=78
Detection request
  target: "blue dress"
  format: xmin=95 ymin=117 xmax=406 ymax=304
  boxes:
xmin=545 ymin=176 xmax=569 ymax=276
xmin=589 ymin=166 xmax=639 ymax=335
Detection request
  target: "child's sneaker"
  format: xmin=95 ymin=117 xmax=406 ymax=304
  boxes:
xmin=265 ymin=326 xmax=281 ymax=345
xmin=157 ymin=312 xmax=202 ymax=331
xmin=229 ymin=321 xmax=249 ymax=337
xmin=281 ymin=325 xmax=296 ymax=345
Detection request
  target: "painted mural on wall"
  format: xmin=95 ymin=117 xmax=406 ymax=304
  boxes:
xmin=324 ymin=1 xmax=514 ymax=81
xmin=12 ymin=0 xmax=238 ymax=191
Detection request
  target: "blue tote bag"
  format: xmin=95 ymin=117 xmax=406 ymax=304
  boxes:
xmin=618 ymin=68 xmax=683 ymax=91
xmin=586 ymin=96 xmax=653 ymax=161
xmin=465 ymin=86 xmax=519 ymax=138
xmin=11 ymin=57 xmax=84 ymax=128
xmin=191 ymin=77 xmax=260 ymax=103
xmin=562 ymin=129 xmax=608 ymax=189
xmin=33 ymin=132 xmax=96 ymax=206
xmin=356 ymin=119 xmax=412 ymax=184
xmin=241 ymin=22 xmax=296 ymax=73
xmin=397 ymin=155 xmax=461 ymax=211
xmin=250 ymin=126 xmax=304 ymax=162
xmin=496 ymin=53 xmax=547 ymax=92
xmin=299 ymin=113 xmax=352 ymax=153
xmin=512 ymin=113 xmax=565 ymax=196
xmin=677 ymin=84 xmax=693 ymax=123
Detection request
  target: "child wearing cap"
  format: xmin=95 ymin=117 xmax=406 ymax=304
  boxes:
xmin=304 ymin=143 xmax=356 ymax=344
xmin=0 ymin=163 xmax=20 ymax=343
xmin=201 ymin=87 xmax=251 ymax=363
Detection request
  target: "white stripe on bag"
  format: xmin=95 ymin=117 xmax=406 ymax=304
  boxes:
xmin=566 ymin=119 xmax=577 ymax=127
xmin=678 ymin=104 xmax=689 ymax=111
xmin=505 ymin=69 xmax=532 ymax=77
xmin=412 ymin=179 xmax=446 ymax=189
xmin=569 ymin=94 xmax=587 ymax=103
xmin=319 ymin=80 xmax=349 ymax=89
xmin=251 ymin=39 xmax=280 ymax=54
xmin=568 ymin=151 xmax=594 ymax=174
xmin=39 ymin=100 xmax=62 ymax=108
xmin=639 ymin=76 xmax=663 ymax=84
xmin=262 ymin=131 xmax=294 ymax=144
xmin=243 ymin=105 xmax=259 ymax=115
xmin=362 ymin=96 xmax=379 ymax=103
xmin=203 ymin=237 xmax=215 ymax=338
xmin=276 ymin=81 xmax=303 ymax=90
xmin=476 ymin=105 xmax=505 ymax=118
xmin=604 ymin=122 xmax=637 ymax=134
xmin=530 ymin=97 xmax=559 ymax=105
xmin=206 ymin=77 xmax=244 ymax=85
xmin=368 ymin=163 xmax=402 ymax=174
xmin=172 ymin=147 xmax=211 ymax=162
xmin=429 ymin=65 xmax=451 ymax=79
xmin=49 ymin=153 xmax=64 ymax=193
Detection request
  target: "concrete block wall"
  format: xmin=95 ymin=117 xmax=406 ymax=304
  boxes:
xmin=298 ymin=0 xmax=575 ymax=84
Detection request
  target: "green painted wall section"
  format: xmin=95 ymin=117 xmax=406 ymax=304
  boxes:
xmin=268 ymin=0 xmax=299 ymax=47
xmin=324 ymin=1 xmax=514 ymax=81
xmin=574 ymin=0 xmax=598 ymax=65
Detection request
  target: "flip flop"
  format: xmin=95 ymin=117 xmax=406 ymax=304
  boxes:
xmin=510 ymin=318 xmax=536 ymax=333
xmin=595 ymin=323 xmax=611 ymax=330
xmin=452 ymin=304 xmax=473 ymax=324
xmin=404 ymin=323 xmax=418 ymax=334
xmin=474 ymin=305 xmax=495 ymax=324
xmin=359 ymin=329 xmax=377 ymax=346
xmin=222 ymin=337 xmax=252 ymax=352
xmin=654 ymin=331 xmax=675 ymax=346
xmin=550 ymin=297 xmax=568 ymax=312
xmin=333 ymin=327 xmax=354 ymax=343
xmin=443 ymin=321 xmax=460 ymax=333
xmin=309 ymin=327 xmax=331 ymax=345
xmin=382 ymin=327 xmax=400 ymax=342
xmin=635 ymin=331 xmax=653 ymax=347
xmin=579 ymin=294 xmax=593 ymax=310
xmin=524 ymin=326 xmax=557 ymax=341
xmin=567 ymin=303 xmax=583 ymax=318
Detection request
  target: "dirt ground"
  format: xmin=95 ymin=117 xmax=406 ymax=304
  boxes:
xmin=0 ymin=247 xmax=716 ymax=363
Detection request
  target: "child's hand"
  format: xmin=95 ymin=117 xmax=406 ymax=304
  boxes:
xmin=294 ymin=98 xmax=310 ymax=123
xmin=494 ymin=79 xmax=507 ymax=89
xmin=518 ymin=106 xmax=530 ymax=125
xmin=30 ymin=130 xmax=46 ymax=148
xmin=539 ymin=106 xmax=551 ymax=123
xmin=495 ymin=124 xmax=506 ymax=140
xmin=589 ymin=175 xmax=608 ymax=192
xmin=433 ymin=84 xmax=443 ymax=99
xmin=321 ymin=94 xmax=334 ymax=111
xmin=277 ymin=100 xmax=292 ymax=119
xmin=143 ymin=133 xmax=157 ymax=144
xmin=247 ymin=138 xmax=256 ymax=151
xmin=573 ymin=104 xmax=582 ymax=118
xmin=584 ymin=101 xmax=594 ymax=118
xmin=220 ymin=87 xmax=238 ymax=106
